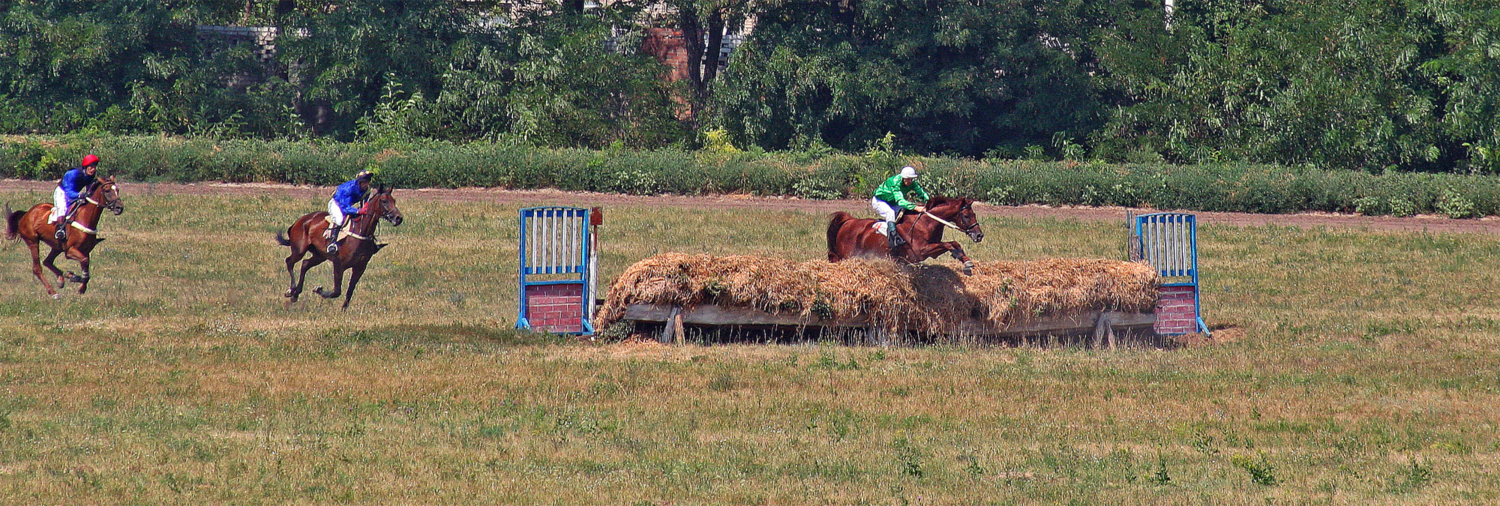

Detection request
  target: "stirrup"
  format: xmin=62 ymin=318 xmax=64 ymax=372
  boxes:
xmin=326 ymin=241 xmax=340 ymax=254
xmin=54 ymin=227 xmax=67 ymax=241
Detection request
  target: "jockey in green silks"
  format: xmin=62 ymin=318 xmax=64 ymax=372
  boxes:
xmin=871 ymin=165 xmax=929 ymax=248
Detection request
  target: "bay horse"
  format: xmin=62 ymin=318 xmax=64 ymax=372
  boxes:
xmin=275 ymin=186 xmax=404 ymax=309
xmin=4 ymin=178 xmax=125 ymax=297
xmin=826 ymin=196 xmax=985 ymax=274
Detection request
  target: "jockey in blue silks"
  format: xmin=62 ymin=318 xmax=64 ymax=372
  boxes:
xmin=324 ymin=170 xmax=373 ymax=253
xmin=51 ymin=154 xmax=100 ymax=241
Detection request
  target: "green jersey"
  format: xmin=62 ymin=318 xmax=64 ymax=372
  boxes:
xmin=873 ymin=174 xmax=929 ymax=211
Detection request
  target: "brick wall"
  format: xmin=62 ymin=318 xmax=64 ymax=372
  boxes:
xmin=1153 ymin=285 xmax=1199 ymax=335
xmin=526 ymin=283 xmax=585 ymax=333
xmin=643 ymin=28 xmax=692 ymax=82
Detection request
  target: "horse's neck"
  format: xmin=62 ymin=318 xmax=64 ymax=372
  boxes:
xmin=354 ymin=202 xmax=381 ymax=236
xmin=908 ymin=205 xmax=954 ymax=241
xmin=73 ymin=193 xmax=102 ymax=225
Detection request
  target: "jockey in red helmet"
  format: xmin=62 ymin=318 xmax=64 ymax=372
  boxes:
xmin=51 ymin=154 xmax=100 ymax=241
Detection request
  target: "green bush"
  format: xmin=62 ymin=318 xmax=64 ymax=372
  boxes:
xmin=7 ymin=135 xmax=1500 ymax=218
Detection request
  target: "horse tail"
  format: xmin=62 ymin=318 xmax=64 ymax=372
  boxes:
xmin=274 ymin=230 xmax=292 ymax=247
xmin=4 ymin=204 xmax=20 ymax=241
xmin=826 ymin=212 xmax=853 ymax=262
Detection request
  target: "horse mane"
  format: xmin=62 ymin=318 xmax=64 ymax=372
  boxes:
xmin=925 ymin=195 xmax=968 ymax=208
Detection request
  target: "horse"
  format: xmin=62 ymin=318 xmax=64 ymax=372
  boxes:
xmin=825 ymin=196 xmax=985 ymax=274
xmin=4 ymin=177 xmax=125 ymax=297
xmin=275 ymin=186 xmax=403 ymax=309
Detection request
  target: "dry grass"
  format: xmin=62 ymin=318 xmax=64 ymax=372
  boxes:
xmin=597 ymin=253 xmax=1158 ymax=335
xmin=0 ymin=189 xmax=1497 ymax=504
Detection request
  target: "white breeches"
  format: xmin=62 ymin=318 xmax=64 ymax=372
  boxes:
xmin=871 ymin=197 xmax=899 ymax=223
xmin=50 ymin=187 xmax=68 ymax=222
xmin=327 ymin=199 xmax=348 ymax=227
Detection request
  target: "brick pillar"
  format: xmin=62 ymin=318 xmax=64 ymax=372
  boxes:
xmin=643 ymin=28 xmax=692 ymax=82
xmin=1153 ymin=286 xmax=1199 ymax=335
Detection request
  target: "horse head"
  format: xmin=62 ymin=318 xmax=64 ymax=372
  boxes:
xmin=371 ymin=185 xmax=403 ymax=226
xmin=91 ymin=177 xmax=124 ymax=215
xmin=929 ymin=196 xmax=983 ymax=243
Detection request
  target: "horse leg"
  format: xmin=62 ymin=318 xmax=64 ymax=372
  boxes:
xmin=911 ymin=241 xmax=975 ymax=275
xmin=315 ymin=263 xmax=345 ymax=299
xmin=942 ymin=241 xmax=976 ymax=275
xmin=74 ymin=256 xmax=91 ymax=294
xmin=64 ymin=246 xmax=90 ymax=286
xmin=341 ymin=262 xmax=368 ymax=310
xmin=292 ymin=255 xmax=325 ymax=302
xmin=284 ymin=247 xmax=307 ymax=299
xmin=27 ymin=241 xmax=59 ymax=297
xmin=41 ymin=246 xmax=67 ymax=288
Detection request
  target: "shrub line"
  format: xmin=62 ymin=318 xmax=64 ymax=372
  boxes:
xmin=4 ymin=135 xmax=1498 ymax=218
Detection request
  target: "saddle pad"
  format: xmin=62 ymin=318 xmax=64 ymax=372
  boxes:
xmin=323 ymin=216 xmax=360 ymax=242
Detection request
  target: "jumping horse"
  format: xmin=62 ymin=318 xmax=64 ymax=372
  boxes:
xmin=4 ymin=178 xmax=125 ymax=297
xmin=275 ymin=186 xmax=403 ymax=309
xmin=825 ymin=196 xmax=984 ymax=274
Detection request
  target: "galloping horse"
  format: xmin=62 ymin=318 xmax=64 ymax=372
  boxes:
xmin=4 ymin=178 xmax=125 ymax=297
xmin=275 ymin=186 xmax=403 ymax=309
xmin=826 ymin=196 xmax=985 ymax=274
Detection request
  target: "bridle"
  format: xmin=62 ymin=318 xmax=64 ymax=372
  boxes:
xmin=88 ymin=183 xmax=124 ymax=215
xmin=922 ymin=202 xmax=980 ymax=234
xmin=348 ymin=194 xmax=401 ymax=241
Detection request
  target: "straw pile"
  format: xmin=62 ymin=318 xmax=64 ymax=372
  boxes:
xmin=596 ymin=253 xmax=1160 ymax=335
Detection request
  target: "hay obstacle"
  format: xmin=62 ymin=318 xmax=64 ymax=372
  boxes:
xmin=596 ymin=253 xmax=1166 ymax=347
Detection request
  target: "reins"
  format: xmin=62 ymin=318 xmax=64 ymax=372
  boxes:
xmin=922 ymin=211 xmax=963 ymax=231
xmin=66 ymin=184 xmax=117 ymax=236
xmin=921 ymin=205 xmax=978 ymax=233
xmin=348 ymin=196 xmax=389 ymax=242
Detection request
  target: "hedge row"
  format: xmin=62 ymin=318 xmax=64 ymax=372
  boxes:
xmin=2 ymin=135 xmax=1496 ymax=218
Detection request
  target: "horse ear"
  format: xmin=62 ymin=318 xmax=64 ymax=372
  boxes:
xmin=379 ymin=185 xmax=390 ymax=194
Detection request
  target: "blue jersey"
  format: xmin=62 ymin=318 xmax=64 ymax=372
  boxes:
xmin=59 ymin=167 xmax=97 ymax=201
xmin=332 ymin=179 xmax=367 ymax=215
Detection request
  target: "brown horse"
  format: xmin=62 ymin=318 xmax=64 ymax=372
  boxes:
xmin=275 ymin=186 xmax=403 ymax=309
xmin=826 ymin=196 xmax=985 ymax=274
xmin=4 ymin=178 xmax=125 ymax=297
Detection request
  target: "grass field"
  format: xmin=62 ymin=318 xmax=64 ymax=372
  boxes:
xmin=0 ymin=188 xmax=1497 ymax=504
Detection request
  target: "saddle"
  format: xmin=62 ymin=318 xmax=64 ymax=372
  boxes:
xmin=323 ymin=215 xmax=366 ymax=242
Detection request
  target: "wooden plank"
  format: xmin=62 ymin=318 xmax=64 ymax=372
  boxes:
xmin=624 ymin=304 xmax=1154 ymax=338
xmin=624 ymin=304 xmax=869 ymax=327
xmin=673 ymin=312 xmax=685 ymax=345
xmin=657 ymin=306 xmax=681 ymax=344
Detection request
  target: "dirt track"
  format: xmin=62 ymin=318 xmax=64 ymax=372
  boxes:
xmin=5 ymin=179 xmax=1499 ymax=235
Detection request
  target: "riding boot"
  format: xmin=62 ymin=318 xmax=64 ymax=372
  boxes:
xmin=326 ymin=224 xmax=341 ymax=254
xmin=888 ymin=221 xmax=905 ymax=249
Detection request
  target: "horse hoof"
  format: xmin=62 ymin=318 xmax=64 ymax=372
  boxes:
xmin=51 ymin=294 xmax=60 ymax=300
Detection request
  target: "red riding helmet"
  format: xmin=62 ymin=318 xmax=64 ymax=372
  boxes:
xmin=81 ymin=154 xmax=100 ymax=168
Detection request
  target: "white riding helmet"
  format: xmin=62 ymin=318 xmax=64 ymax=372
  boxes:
xmin=899 ymin=166 xmax=918 ymax=179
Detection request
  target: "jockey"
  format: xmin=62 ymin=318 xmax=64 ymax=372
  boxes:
xmin=51 ymin=154 xmax=100 ymax=241
xmin=325 ymin=170 xmax=373 ymax=253
xmin=872 ymin=165 xmax=929 ymax=248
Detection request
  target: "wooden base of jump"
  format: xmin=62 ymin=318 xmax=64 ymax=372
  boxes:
xmin=623 ymin=304 xmax=1161 ymax=348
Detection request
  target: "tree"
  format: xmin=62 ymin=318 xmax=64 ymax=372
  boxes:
xmin=710 ymin=0 xmax=1139 ymax=156
xmin=1095 ymin=0 xmax=1499 ymax=172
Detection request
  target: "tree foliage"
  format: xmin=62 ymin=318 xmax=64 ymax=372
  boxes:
xmin=1096 ymin=0 xmax=1500 ymax=172
xmin=711 ymin=0 xmax=1137 ymax=157
xmin=1 ymin=0 xmax=1498 ymax=171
